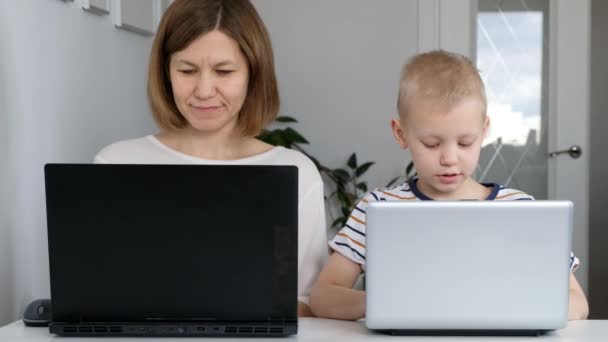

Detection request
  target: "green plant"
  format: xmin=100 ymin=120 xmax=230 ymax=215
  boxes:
xmin=325 ymin=152 xmax=374 ymax=229
xmin=386 ymin=160 xmax=417 ymax=187
xmin=257 ymin=116 xmax=309 ymax=148
xmin=258 ymin=116 xmax=415 ymax=230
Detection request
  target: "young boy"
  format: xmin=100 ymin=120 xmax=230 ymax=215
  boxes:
xmin=309 ymin=50 xmax=589 ymax=321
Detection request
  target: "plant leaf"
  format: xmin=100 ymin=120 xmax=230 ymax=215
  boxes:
xmin=276 ymin=116 xmax=298 ymax=123
xmin=385 ymin=176 xmax=401 ymax=187
xmin=337 ymin=191 xmax=350 ymax=207
xmin=332 ymin=169 xmax=350 ymax=182
xmin=355 ymin=161 xmax=375 ymax=177
xmin=331 ymin=217 xmax=345 ymax=228
xmin=284 ymin=127 xmax=309 ymax=144
xmin=269 ymin=130 xmax=289 ymax=147
xmin=406 ymin=161 xmax=415 ymax=176
xmin=356 ymin=182 xmax=368 ymax=192
xmin=258 ymin=130 xmax=286 ymax=147
xmin=347 ymin=153 xmax=357 ymax=169
xmin=257 ymin=129 xmax=271 ymax=143
xmin=405 ymin=171 xmax=417 ymax=182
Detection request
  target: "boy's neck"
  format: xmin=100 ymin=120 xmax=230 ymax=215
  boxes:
xmin=412 ymin=178 xmax=493 ymax=200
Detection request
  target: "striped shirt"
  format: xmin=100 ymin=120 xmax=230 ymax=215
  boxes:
xmin=329 ymin=179 xmax=580 ymax=272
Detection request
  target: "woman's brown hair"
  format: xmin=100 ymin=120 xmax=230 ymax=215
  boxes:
xmin=148 ymin=0 xmax=279 ymax=137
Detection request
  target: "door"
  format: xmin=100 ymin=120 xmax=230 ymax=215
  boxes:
xmin=474 ymin=0 xmax=590 ymax=292
xmin=418 ymin=0 xmax=592 ymax=293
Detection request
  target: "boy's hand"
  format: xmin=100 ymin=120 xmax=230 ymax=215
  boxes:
xmin=298 ymin=302 xmax=314 ymax=317
xmin=568 ymin=273 xmax=589 ymax=320
xmin=309 ymin=252 xmax=366 ymax=320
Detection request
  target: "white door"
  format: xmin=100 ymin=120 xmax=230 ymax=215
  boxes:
xmin=546 ymin=0 xmax=590 ymax=294
xmin=422 ymin=0 xmax=590 ymax=292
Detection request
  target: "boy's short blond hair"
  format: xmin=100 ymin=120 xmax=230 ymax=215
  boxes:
xmin=397 ymin=50 xmax=487 ymax=119
xmin=148 ymin=0 xmax=279 ymax=137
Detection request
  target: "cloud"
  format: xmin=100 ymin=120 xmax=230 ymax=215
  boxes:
xmin=477 ymin=10 xmax=544 ymax=120
xmin=485 ymin=103 xmax=540 ymax=146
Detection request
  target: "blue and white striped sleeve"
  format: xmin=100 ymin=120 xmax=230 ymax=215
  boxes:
xmin=570 ymin=251 xmax=580 ymax=272
xmin=328 ymin=193 xmax=376 ymax=267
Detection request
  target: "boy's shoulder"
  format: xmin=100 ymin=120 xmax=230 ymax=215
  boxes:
xmin=362 ymin=181 xmax=418 ymax=203
xmin=361 ymin=181 xmax=535 ymax=202
xmin=491 ymin=184 xmax=535 ymax=201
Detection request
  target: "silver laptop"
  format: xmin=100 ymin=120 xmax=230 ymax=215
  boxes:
xmin=365 ymin=201 xmax=573 ymax=335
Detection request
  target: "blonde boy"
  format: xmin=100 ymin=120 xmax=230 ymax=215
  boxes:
xmin=309 ymin=50 xmax=589 ymax=321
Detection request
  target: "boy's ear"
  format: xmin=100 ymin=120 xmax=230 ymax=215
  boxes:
xmin=482 ymin=115 xmax=490 ymax=139
xmin=391 ymin=118 xmax=408 ymax=149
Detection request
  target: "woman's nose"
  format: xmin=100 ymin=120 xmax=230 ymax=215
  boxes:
xmin=194 ymin=73 xmax=217 ymax=99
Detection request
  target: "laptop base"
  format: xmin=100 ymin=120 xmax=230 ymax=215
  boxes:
xmin=376 ymin=329 xmax=549 ymax=337
xmin=50 ymin=322 xmax=297 ymax=337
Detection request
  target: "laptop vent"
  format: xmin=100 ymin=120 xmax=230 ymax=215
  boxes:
xmin=94 ymin=326 xmax=108 ymax=333
xmin=62 ymin=326 xmax=77 ymax=333
xmin=109 ymin=326 xmax=123 ymax=333
xmin=221 ymin=326 xmax=284 ymax=335
xmin=61 ymin=325 xmax=123 ymax=334
xmin=60 ymin=325 xmax=282 ymax=335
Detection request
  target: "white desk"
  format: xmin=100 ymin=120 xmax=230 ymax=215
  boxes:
xmin=0 ymin=318 xmax=605 ymax=341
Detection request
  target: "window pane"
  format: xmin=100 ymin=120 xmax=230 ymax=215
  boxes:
xmin=476 ymin=0 xmax=549 ymax=199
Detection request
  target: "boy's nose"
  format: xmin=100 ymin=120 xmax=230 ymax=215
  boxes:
xmin=440 ymin=148 xmax=458 ymax=166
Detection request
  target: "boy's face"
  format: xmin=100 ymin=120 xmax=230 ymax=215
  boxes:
xmin=391 ymin=97 xmax=489 ymax=200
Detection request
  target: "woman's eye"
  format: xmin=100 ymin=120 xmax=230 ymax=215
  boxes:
xmin=216 ymin=70 xmax=234 ymax=76
xmin=179 ymin=69 xmax=196 ymax=75
xmin=459 ymin=142 xmax=473 ymax=147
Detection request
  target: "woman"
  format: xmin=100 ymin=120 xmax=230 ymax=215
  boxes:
xmin=94 ymin=0 xmax=327 ymax=316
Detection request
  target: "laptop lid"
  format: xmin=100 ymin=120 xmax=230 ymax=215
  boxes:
xmin=365 ymin=201 xmax=572 ymax=332
xmin=44 ymin=164 xmax=297 ymax=336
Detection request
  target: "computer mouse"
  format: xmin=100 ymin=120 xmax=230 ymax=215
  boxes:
xmin=23 ymin=299 xmax=52 ymax=327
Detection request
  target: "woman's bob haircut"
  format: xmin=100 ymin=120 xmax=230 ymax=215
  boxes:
xmin=148 ymin=0 xmax=279 ymax=137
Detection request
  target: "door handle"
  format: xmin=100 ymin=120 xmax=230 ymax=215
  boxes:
xmin=548 ymin=145 xmax=582 ymax=159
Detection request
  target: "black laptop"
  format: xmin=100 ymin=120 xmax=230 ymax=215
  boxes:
xmin=44 ymin=164 xmax=298 ymax=337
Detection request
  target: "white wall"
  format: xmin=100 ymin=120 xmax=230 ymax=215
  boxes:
xmin=252 ymin=0 xmax=474 ymax=228
xmin=252 ymin=0 xmax=474 ymax=191
xmin=0 ymin=0 xmax=156 ymax=324
xmin=252 ymin=0 xmax=419 ymax=190
xmin=0 ymin=50 xmax=14 ymax=324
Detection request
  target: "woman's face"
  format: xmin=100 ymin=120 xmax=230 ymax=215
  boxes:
xmin=169 ymin=30 xmax=249 ymax=135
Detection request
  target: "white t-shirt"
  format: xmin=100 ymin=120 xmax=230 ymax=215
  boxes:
xmin=94 ymin=135 xmax=328 ymax=304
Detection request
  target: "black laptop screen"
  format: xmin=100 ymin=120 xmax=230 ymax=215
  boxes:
xmin=44 ymin=164 xmax=298 ymax=323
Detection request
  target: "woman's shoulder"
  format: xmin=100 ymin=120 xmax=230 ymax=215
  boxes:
xmin=269 ymin=147 xmax=316 ymax=167
xmin=94 ymin=135 xmax=159 ymax=163
xmin=265 ymin=147 xmax=322 ymax=184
